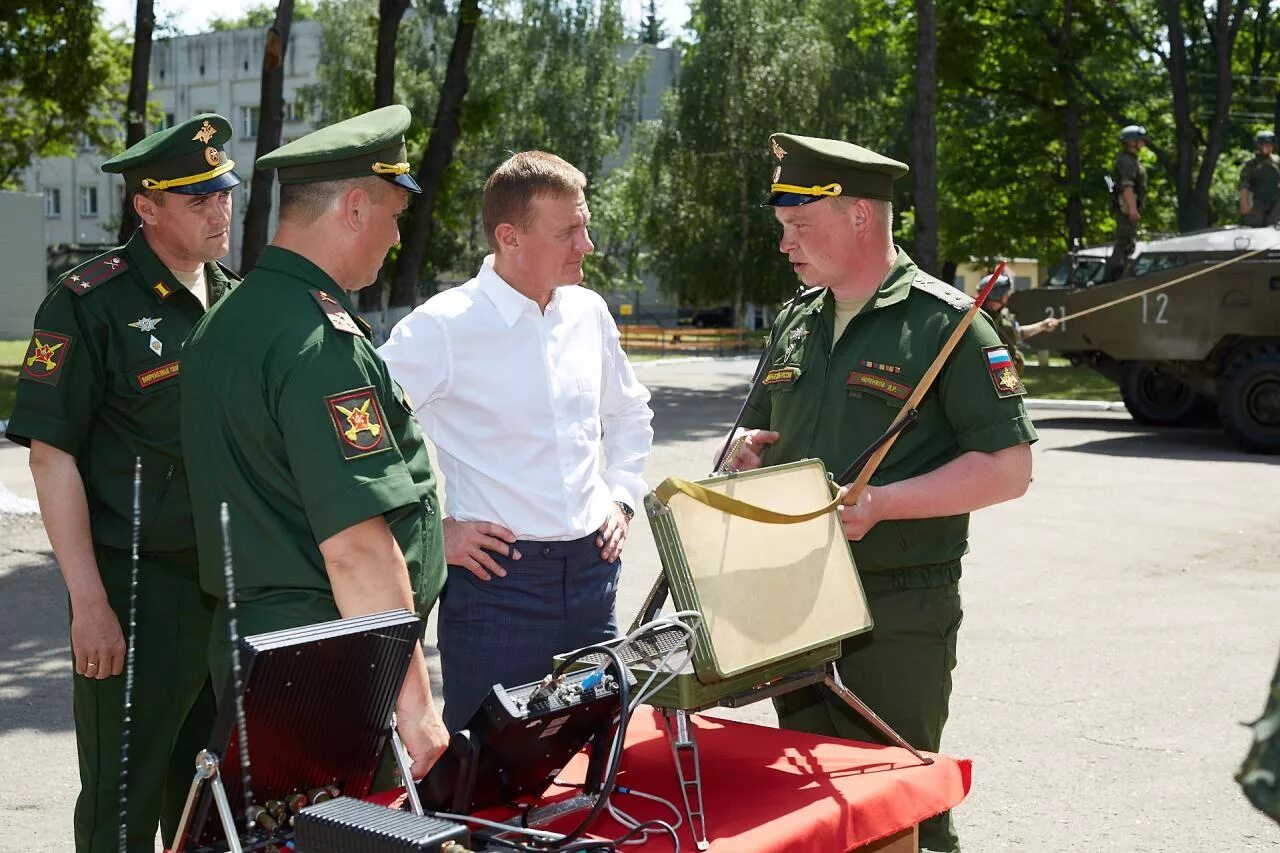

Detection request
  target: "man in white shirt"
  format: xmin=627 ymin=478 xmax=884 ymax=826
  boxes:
xmin=380 ymin=151 xmax=654 ymax=730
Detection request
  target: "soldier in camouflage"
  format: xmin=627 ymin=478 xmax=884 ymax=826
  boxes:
xmin=978 ymin=272 xmax=1058 ymax=377
xmin=1107 ymin=125 xmax=1148 ymax=282
xmin=1239 ymin=130 xmax=1280 ymax=227
xmin=1238 ymin=649 xmax=1280 ymax=825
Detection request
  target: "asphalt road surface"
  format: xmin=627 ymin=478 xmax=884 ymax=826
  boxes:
xmin=1 ymin=356 xmax=1277 ymax=851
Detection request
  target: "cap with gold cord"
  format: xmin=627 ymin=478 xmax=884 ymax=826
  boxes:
xmin=255 ymin=104 xmax=421 ymax=193
xmin=762 ymin=132 xmax=908 ymax=207
xmin=101 ymin=113 xmax=241 ymax=195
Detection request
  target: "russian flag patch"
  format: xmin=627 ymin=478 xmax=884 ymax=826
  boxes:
xmin=982 ymin=345 xmax=1026 ymax=397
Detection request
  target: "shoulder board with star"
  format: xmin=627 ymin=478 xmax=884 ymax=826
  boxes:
xmin=911 ymin=274 xmax=974 ymax=312
xmin=310 ymin=289 xmax=366 ymax=337
xmin=60 ymin=249 xmax=130 ymax=296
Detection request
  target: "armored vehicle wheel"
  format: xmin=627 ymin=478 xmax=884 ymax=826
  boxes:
xmin=1218 ymin=346 xmax=1280 ymax=453
xmin=1120 ymin=362 xmax=1199 ymax=426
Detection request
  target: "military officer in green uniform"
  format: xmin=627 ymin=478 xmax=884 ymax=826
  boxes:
xmin=179 ymin=105 xmax=449 ymax=777
xmin=1239 ymin=130 xmax=1280 ymax=227
xmin=5 ymin=114 xmax=241 ymax=852
xmin=978 ymin=271 xmax=1059 ymax=377
xmin=724 ymin=133 xmax=1037 ymax=853
xmin=1107 ymin=124 xmax=1148 ymax=282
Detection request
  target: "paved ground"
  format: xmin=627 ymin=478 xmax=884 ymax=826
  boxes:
xmin=1 ymin=356 xmax=1278 ymax=851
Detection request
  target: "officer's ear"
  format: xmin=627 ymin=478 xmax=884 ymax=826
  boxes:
xmin=133 ymin=190 xmax=164 ymax=225
xmin=848 ymin=198 xmax=874 ymax=233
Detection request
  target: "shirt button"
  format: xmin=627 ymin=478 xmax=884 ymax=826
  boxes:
xmin=541 ymin=546 xmax=553 ymax=558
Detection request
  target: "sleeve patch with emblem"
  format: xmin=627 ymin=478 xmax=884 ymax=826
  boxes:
xmin=984 ymin=346 xmax=1026 ymax=397
xmin=325 ymin=387 xmax=390 ymax=460
xmin=311 ymin=289 xmax=365 ymax=337
xmin=20 ymin=330 xmax=73 ymax=385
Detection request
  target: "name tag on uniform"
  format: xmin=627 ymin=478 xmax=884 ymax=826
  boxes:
xmin=763 ymin=366 xmax=800 ymax=386
xmin=846 ymin=370 xmax=912 ymax=400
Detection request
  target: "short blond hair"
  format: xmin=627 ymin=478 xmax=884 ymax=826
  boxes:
xmin=482 ymin=151 xmax=586 ymax=249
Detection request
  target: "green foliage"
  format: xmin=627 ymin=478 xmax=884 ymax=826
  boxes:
xmin=305 ymin=0 xmax=642 ymax=287
xmin=0 ymin=4 xmax=130 ymax=187
xmin=207 ymin=1 xmax=318 ymax=31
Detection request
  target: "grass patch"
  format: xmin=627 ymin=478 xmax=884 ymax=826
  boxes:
xmin=1021 ymin=363 xmax=1121 ymax=401
xmin=0 ymin=339 xmax=28 ymax=422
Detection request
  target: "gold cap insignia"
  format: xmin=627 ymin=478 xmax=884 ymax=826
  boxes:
xmin=771 ymin=139 xmax=787 ymax=161
xmin=772 ymin=165 xmax=781 ymax=183
xmin=192 ymin=121 xmax=217 ymax=144
xmin=204 ymin=146 xmax=221 ymax=167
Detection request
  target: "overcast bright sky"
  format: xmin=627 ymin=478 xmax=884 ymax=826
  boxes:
xmin=99 ymin=0 xmax=691 ymax=38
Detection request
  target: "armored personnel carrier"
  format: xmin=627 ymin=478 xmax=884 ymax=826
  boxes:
xmin=1008 ymin=226 xmax=1280 ymax=453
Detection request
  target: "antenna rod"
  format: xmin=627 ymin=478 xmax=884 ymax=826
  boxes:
xmin=117 ymin=458 xmax=143 ymax=852
xmin=220 ymin=502 xmax=256 ymax=836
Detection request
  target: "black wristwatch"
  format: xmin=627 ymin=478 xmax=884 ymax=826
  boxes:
xmin=615 ymin=501 xmax=635 ymax=521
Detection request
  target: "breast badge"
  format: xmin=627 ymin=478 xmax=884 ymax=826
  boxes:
xmin=20 ymin=330 xmax=72 ymax=386
xmin=326 ymin=387 xmax=390 ymax=460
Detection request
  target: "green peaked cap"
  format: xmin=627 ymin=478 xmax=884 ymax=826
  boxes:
xmin=256 ymin=104 xmax=421 ymax=192
xmin=763 ymin=132 xmax=908 ymax=207
xmin=101 ymin=113 xmax=241 ymax=195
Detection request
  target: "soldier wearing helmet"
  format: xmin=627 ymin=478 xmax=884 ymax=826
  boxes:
xmin=1106 ymin=124 xmax=1148 ymax=281
xmin=979 ymin=271 xmax=1059 ymax=377
xmin=1239 ymin=130 xmax=1280 ymax=227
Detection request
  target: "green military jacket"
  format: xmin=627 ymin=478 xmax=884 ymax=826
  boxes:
xmin=1112 ymin=149 xmax=1147 ymax=215
xmin=1240 ymin=153 xmax=1280 ymax=209
xmin=741 ymin=250 xmax=1037 ymax=572
xmin=993 ymin=306 xmax=1026 ymax=376
xmin=1239 ymin=650 xmax=1280 ymax=825
xmin=179 ymin=246 xmax=446 ymax=614
xmin=5 ymin=229 xmax=238 ymax=552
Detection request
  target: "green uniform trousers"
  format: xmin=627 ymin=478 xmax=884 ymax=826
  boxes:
xmin=73 ymin=547 xmax=215 ymax=853
xmin=773 ymin=562 xmax=964 ymax=853
xmin=1107 ymin=215 xmax=1139 ymax=281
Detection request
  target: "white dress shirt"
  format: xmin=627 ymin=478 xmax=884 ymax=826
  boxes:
xmin=379 ymin=260 xmax=654 ymax=541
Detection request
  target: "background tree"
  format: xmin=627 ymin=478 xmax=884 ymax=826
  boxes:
xmin=0 ymin=4 xmax=129 ymax=188
xmin=911 ymin=0 xmax=938 ymax=275
xmin=116 ymin=0 xmax=155 ymax=242
xmin=240 ymin=1 xmax=297 ymax=272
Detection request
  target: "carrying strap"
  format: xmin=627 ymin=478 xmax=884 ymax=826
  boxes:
xmin=653 ymin=476 xmax=840 ymax=525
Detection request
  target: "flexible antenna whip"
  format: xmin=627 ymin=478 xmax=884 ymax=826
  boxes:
xmin=220 ymin=502 xmax=256 ymax=836
xmin=117 ymin=458 xmax=143 ymax=852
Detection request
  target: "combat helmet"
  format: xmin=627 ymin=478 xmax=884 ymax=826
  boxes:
xmin=1120 ymin=125 xmax=1147 ymax=143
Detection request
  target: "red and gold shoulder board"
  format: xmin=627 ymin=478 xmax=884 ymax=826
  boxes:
xmin=310 ymin=289 xmax=365 ymax=337
xmin=62 ymin=253 xmax=129 ymax=295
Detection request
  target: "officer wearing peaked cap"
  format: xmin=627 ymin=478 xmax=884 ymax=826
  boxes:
xmin=724 ymin=132 xmax=1037 ymax=853
xmin=5 ymin=113 xmax=242 ymax=852
xmin=180 ymin=105 xmax=450 ymax=777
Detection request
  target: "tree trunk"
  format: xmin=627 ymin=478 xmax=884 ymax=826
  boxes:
xmin=911 ymin=0 xmax=938 ymax=275
xmin=1164 ymin=0 xmax=1197 ymax=231
xmin=1189 ymin=0 xmax=1248 ymax=228
xmin=117 ymin=0 xmax=154 ymax=244
xmin=361 ymin=0 xmax=412 ymax=313
xmin=388 ymin=0 xmax=482 ymax=309
xmin=240 ymin=1 xmax=296 ymax=274
xmin=1060 ymin=0 xmax=1084 ymax=245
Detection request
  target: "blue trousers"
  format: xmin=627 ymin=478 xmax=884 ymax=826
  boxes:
xmin=437 ymin=534 xmax=620 ymax=731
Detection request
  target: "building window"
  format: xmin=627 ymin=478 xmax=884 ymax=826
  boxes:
xmin=44 ymin=188 xmax=61 ymax=217
xmin=162 ymin=112 xmax=175 ymax=130
xmin=284 ymin=100 xmax=306 ymax=122
xmin=80 ymin=185 xmax=98 ymax=217
xmin=241 ymin=105 xmax=260 ymax=139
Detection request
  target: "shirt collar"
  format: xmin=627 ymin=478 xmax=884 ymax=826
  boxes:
xmin=476 ymin=258 xmax=560 ymax=327
xmin=868 ymin=247 xmax=917 ymax=311
xmin=124 ymin=227 xmax=185 ymax=305
xmin=255 ymin=245 xmax=359 ymax=314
